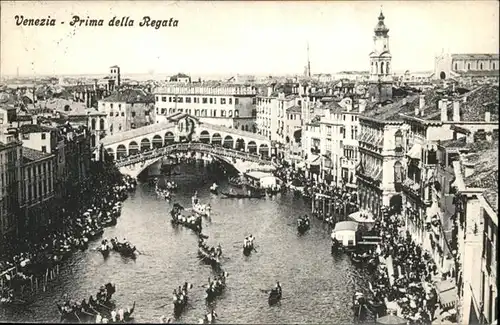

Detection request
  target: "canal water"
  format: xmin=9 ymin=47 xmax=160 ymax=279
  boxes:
xmin=1 ymin=162 xmax=372 ymax=324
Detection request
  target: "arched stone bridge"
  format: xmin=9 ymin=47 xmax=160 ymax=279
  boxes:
xmin=115 ymin=142 xmax=276 ymax=178
xmin=98 ymin=113 xmax=275 ymax=177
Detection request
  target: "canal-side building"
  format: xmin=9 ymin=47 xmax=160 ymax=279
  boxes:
xmin=356 ymin=96 xmax=416 ymax=219
xmin=434 ymin=53 xmax=499 ymax=81
xmin=154 ymin=84 xmax=257 ymax=131
xmin=98 ymin=88 xmax=155 ymax=134
xmin=399 ymin=85 xmax=499 ymax=249
xmin=0 ymin=128 xmax=23 ymax=247
xmin=19 ymin=147 xmax=56 ymax=238
xmin=452 ymin=140 xmax=497 ymax=325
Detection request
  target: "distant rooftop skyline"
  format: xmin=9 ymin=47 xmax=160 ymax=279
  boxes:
xmin=1 ymin=1 xmax=498 ymax=77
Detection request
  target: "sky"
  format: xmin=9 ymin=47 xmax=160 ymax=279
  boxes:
xmin=1 ymin=1 xmax=499 ymax=77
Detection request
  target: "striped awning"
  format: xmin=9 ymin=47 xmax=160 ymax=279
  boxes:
xmin=436 ymin=280 xmax=457 ymax=309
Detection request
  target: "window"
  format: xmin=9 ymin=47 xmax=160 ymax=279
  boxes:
xmin=115 ymin=112 xmax=119 ymax=117
xmin=493 ymin=63 xmax=496 ymax=70
xmin=41 ymin=133 xmax=46 ymax=140
xmin=121 ymin=112 xmax=125 ymax=116
xmin=229 ymin=98 xmax=232 ymax=105
xmin=41 ymin=146 xmax=47 ymax=153
xmin=213 ymin=98 xmax=217 ymax=104
xmin=155 ymin=96 xmax=159 ymax=102
xmin=395 ymin=130 xmax=403 ymax=152
xmin=109 ymin=112 xmax=113 ymax=117
xmin=186 ymin=97 xmax=192 ymax=103
xmin=467 ymin=63 xmax=471 ymax=70
xmin=221 ymin=98 xmax=226 ymax=104
xmin=162 ymin=97 xmax=167 ymax=102
xmin=118 ymin=104 xmax=121 ymax=109
xmin=202 ymin=97 xmax=208 ymax=104
xmin=131 ymin=112 xmax=136 ymax=117
xmin=22 ymin=133 xmax=29 ymax=140
xmin=480 ymin=63 xmax=483 ymax=70
xmin=178 ymin=97 xmax=184 ymax=103
xmin=168 ymin=97 xmax=172 ymax=102
xmin=110 ymin=103 xmax=114 ymax=109
xmin=235 ymin=98 xmax=239 ymax=105
xmin=209 ymin=98 xmax=213 ymax=104
xmin=145 ymin=111 xmax=150 ymax=116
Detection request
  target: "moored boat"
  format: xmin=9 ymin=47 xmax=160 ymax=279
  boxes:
xmin=221 ymin=191 xmax=265 ymax=199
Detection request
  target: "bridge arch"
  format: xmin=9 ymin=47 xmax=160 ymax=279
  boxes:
xmin=152 ymin=135 xmax=163 ymax=148
xmin=223 ymin=135 xmax=234 ymax=149
xmin=200 ymin=130 xmax=211 ymax=143
xmin=129 ymin=141 xmax=139 ymax=155
xmin=247 ymin=141 xmax=257 ymax=153
xmin=259 ymin=143 xmax=269 ymax=158
xmin=141 ymin=138 xmax=151 ymax=152
xmin=235 ymin=138 xmax=245 ymax=151
xmin=212 ymin=133 xmax=222 ymax=145
xmin=165 ymin=132 xmax=174 ymax=144
xmin=117 ymin=144 xmax=127 ymax=159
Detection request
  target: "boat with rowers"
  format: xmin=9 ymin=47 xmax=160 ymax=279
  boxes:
xmin=268 ymin=281 xmax=282 ymax=306
xmin=197 ymin=238 xmax=222 ymax=266
xmin=171 ymin=204 xmax=203 ymax=233
xmin=110 ymin=238 xmax=137 ymax=258
xmin=243 ymin=235 xmax=256 ymax=256
xmin=192 ymin=193 xmax=211 ymax=217
xmin=57 ymin=283 xmax=135 ymax=323
xmin=205 ymin=272 xmax=227 ymax=301
xmin=172 ymin=282 xmax=192 ymax=316
xmin=221 ymin=188 xmax=266 ymax=199
xmin=297 ymin=215 xmax=311 ymax=234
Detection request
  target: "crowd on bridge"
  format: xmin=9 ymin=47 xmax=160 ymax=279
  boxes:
xmin=0 ymin=160 xmax=137 ymax=304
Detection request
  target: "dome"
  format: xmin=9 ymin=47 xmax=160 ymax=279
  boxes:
xmin=374 ymin=11 xmax=389 ymax=35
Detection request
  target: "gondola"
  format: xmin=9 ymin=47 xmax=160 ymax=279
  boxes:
xmin=350 ymin=252 xmax=364 ymax=264
xmin=110 ymin=240 xmax=137 ymax=258
xmin=331 ymin=238 xmax=342 ymax=254
xmin=197 ymin=247 xmax=220 ymax=266
xmin=243 ymin=243 xmax=253 ymax=256
xmin=100 ymin=246 xmax=110 ymax=258
xmin=173 ymin=295 xmax=188 ymax=316
xmin=297 ymin=218 xmax=310 ymax=234
xmin=171 ymin=215 xmax=202 ymax=233
xmin=268 ymin=289 xmax=282 ymax=306
xmin=205 ymin=283 xmax=225 ymax=301
xmin=221 ymin=191 xmax=266 ymax=199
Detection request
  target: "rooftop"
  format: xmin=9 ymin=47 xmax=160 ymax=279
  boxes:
xmin=19 ymin=124 xmax=55 ymax=134
xmin=451 ymin=53 xmax=500 ymax=60
xmin=454 ymin=70 xmax=500 ymax=78
xmin=286 ymin=105 xmax=302 ymax=114
xmin=401 ymin=85 xmax=499 ymax=122
xmin=363 ymin=96 xmax=419 ymax=122
xmin=22 ymin=147 xmax=52 ymax=163
xmin=462 ymin=140 xmax=498 ymax=212
xmin=100 ymin=88 xmax=155 ymax=104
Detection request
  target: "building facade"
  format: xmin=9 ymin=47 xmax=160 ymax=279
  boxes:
xmin=0 ymin=130 xmax=23 ymax=247
xmin=434 ymin=53 xmax=499 ymax=80
xmin=19 ymin=147 xmax=56 ymax=238
xmin=154 ymin=85 xmax=257 ymax=131
xmin=98 ymin=88 xmax=155 ymax=134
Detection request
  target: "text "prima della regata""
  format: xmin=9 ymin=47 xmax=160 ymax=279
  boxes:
xmin=14 ymin=15 xmax=180 ymax=29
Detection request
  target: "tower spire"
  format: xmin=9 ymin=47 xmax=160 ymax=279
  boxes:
xmin=307 ymin=41 xmax=311 ymax=77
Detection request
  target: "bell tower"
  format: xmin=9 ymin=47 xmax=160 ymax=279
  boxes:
xmin=368 ymin=10 xmax=393 ymax=103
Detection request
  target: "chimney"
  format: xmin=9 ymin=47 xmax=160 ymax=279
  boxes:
xmin=267 ymin=86 xmax=273 ymax=97
xmin=359 ymin=99 xmax=366 ymax=113
xmin=440 ymin=99 xmax=448 ymax=121
xmin=485 ymin=111 xmax=491 ymax=122
xmin=452 ymin=100 xmax=460 ymax=122
xmin=419 ymin=94 xmax=425 ymax=110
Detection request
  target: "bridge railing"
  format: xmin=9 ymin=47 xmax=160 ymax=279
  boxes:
xmin=114 ymin=142 xmax=272 ymax=168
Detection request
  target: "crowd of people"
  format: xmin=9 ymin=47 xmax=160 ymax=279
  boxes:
xmin=369 ymin=208 xmax=442 ymax=324
xmin=0 ymin=160 xmax=137 ymax=303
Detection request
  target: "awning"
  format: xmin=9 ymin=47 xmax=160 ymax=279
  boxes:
xmin=322 ymin=156 xmax=334 ymax=169
xmin=407 ymin=143 xmax=422 ymax=160
xmin=436 ymin=280 xmax=457 ymax=309
xmin=307 ymin=154 xmax=320 ymax=164
xmin=373 ymin=166 xmax=383 ymax=182
xmin=308 ymin=154 xmax=321 ymax=166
